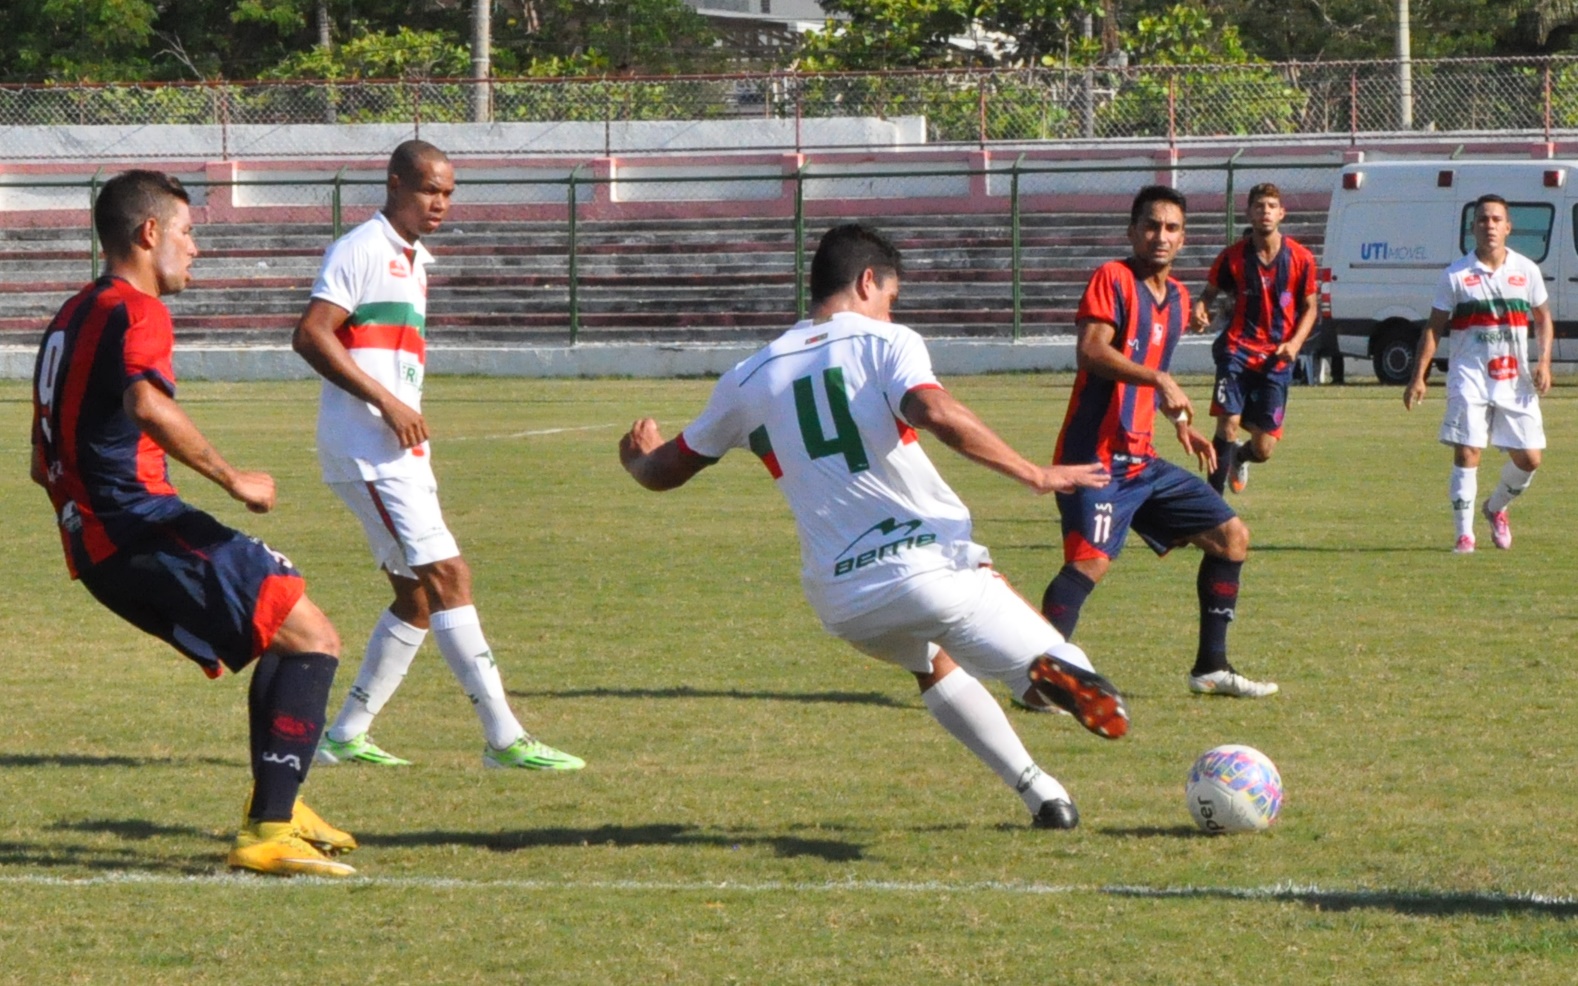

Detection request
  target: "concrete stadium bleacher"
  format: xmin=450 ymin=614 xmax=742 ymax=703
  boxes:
xmin=0 ymin=210 xmax=1326 ymax=347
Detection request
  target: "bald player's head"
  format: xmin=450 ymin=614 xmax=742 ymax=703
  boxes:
xmin=382 ymin=140 xmax=455 ymax=242
xmin=388 ymin=139 xmax=448 ymax=184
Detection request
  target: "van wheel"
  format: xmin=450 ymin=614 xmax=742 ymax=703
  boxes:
xmin=1371 ymin=324 xmax=1419 ymax=385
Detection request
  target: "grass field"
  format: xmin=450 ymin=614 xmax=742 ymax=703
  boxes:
xmin=2 ymin=373 xmax=1578 ymax=985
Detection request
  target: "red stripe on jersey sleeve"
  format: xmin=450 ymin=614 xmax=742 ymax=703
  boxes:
xmin=674 ymin=433 xmax=721 ymax=464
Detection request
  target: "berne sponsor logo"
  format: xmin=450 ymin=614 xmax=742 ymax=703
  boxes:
xmin=833 ymin=517 xmax=936 ymax=577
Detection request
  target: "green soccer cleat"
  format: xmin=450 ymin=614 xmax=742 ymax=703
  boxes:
xmin=315 ymin=732 xmax=412 ymax=766
xmin=483 ymin=735 xmax=586 ymax=771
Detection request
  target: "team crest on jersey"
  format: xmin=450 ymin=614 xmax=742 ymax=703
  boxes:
xmin=1151 ymin=321 xmax=1166 ymax=345
xmin=389 ymin=257 xmax=410 ymax=278
xmin=1464 ymin=274 xmax=1482 ymax=287
xmin=1508 ymin=274 xmax=1527 ymax=287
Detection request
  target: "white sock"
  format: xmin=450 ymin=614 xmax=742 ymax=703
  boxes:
xmin=1485 ymin=462 xmax=1535 ymax=514
xmin=1449 ymin=466 xmax=1477 ymax=539
xmin=328 ymin=609 xmax=426 ymax=742
xmin=430 ymin=605 xmax=525 ymax=749
xmin=922 ymin=669 xmax=1069 ymax=814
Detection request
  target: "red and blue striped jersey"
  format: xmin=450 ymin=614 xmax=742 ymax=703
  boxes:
xmin=1055 ymin=259 xmax=1187 ymax=479
xmin=32 ymin=276 xmax=189 ymax=578
xmin=1206 ymin=235 xmax=1316 ymax=370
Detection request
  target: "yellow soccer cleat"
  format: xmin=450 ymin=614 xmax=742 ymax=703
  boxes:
xmin=240 ymin=795 xmax=357 ymax=855
xmin=228 ymin=821 xmax=356 ymax=878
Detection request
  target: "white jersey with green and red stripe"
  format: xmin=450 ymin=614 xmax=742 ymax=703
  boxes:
xmin=309 ymin=213 xmax=435 ymax=482
xmin=1431 ymin=249 xmax=1548 ymax=407
xmin=677 ymin=312 xmax=975 ymax=626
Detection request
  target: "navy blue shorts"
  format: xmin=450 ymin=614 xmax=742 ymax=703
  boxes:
xmin=78 ymin=509 xmax=306 ymax=677
xmin=1055 ymin=457 xmax=1236 ymax=563
xmin=1211 ymin=334 xmax=1293 ymax=438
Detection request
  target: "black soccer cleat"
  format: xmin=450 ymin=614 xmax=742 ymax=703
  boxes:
xmin=1032 ymin=799 xmax=1080 ymax=830
xmin=1028 ymin=654 xmax=1130 ymax=739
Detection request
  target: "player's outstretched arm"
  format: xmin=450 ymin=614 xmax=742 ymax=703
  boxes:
xmin=293 ymin=298 xmax=428 ymax=449
xmin=900 ymin=386 xmax=1093 ymax=495
xmin=1404 ymin=310 xmax=1448 ymax=410
xmin=620 ymin=418 xmax=712 ymax=492
xmin=123 ymin=379 xmax=275 ymax=513
xmin=1078 ymin=319 xmax=1195 ymax=422
xmin=1166 ymin=410 xmax=1218 ymax=473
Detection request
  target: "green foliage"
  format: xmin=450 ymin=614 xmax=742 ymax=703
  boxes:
xmin=263 ymin=25 xmax=470 ymax=81
xmin=491 ymin=0 xmax=725 ymax=76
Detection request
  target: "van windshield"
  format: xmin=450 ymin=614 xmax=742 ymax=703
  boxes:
xmin=1458 ymin=202 xmax=1553 ymax=262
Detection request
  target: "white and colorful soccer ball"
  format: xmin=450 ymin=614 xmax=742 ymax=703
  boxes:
xmin=1185 ymin=744 xmax=1283 ymax=834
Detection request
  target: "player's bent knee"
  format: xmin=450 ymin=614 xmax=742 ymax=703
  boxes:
xmin=270 ymin=595 xmax=342 ymax=657
xmin=415 ymin=556 xmax=473 ymax=608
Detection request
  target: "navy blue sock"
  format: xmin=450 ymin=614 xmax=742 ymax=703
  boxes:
xmin=248 ymin=651 xmax=337 ymax=822
xmin=1193 ymin=555 xmax=1243 ymax=676
xmin=1042 ymin=565 xmax=1096 ymax=640
xmin=1208 ymin=437 xmax=1233 ymax=493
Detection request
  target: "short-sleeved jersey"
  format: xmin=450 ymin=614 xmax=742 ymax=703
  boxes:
xmin=1056 ymin=260 xmax=1188 ymax=480
xmin=31 ymin=276 xmax=192 ymax=578
xmin=1432 ymin=249 xmax=1548 ymax=406
xmin=678 ymin=311 xmax=973 ymax=626
xmin=1206 ymin=235 xmax=1316 ymax=370
xmin=309 ymin=212 xmax=434 ymax=483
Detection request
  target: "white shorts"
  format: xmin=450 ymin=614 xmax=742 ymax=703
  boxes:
xmin=328 ymin=476 xmax=462 ymax=578
xmin=1439 ymin=392 xmax=1545 ymax=451
xmin=825 ymin=565 xmax=1068 ymax=698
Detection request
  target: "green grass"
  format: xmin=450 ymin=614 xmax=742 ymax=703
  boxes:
xmin=2 ymin=375 xmax=1578 ymax=984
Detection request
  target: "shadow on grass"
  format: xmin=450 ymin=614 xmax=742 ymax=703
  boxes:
xmin=1101 ymin=825 xmax=1201 ymax=839
xmin=1250 ymin=544 xmax=1442 ymax=554
xmin=0 ymin=838 xmax=219 ymax=876
xmin=0 ymin=753 xmax=234 ymax=768
xmin=366 ymin=822 xmax=866 ymax=862
xmin=51 ymin=818 xmax=226 ymax=842
xmin=514 ymin=686 xmax=910 ymax=709
xmin=1103 ymin=884 xmax=1578 ymax=918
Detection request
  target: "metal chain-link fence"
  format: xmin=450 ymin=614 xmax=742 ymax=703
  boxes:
xmin=0 ymin=56 xmax=1574 ymax=158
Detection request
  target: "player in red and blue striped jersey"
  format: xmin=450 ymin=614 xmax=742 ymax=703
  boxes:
xmin=31 ymin=170 xmax=355 ymax=876
xmin=1190 ymin=183 xmax=1318 ymax=494
xmin=1043 ymin=186 xmax=1278 ymax=699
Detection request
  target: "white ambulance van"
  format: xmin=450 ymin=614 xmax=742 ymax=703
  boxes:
xmin=1321 ymin=159 xmax=1574 ymax=383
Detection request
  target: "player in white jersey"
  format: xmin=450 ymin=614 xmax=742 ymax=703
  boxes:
xmin=292 ymin=139 xmax=583 ymax=771
xmin=620 ymin=223 xmax=1128 ymax=830
xmin=1405 ymin=194 xmax=1553 ymax=553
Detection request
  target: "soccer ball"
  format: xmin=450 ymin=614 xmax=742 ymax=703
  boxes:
xmin=1185 ymin=744 xmax=1282 ymax=834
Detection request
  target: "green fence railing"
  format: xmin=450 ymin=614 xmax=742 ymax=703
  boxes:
xmin=2 ymin=156 xmax=1342 ymax=345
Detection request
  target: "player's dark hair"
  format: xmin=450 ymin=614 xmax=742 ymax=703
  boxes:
xmin=1474 ymin=193 xmax=1510 ymax=216
xmin=388 ymin=139 xmax=449 ymax=183
xmin=94 ymin=170 xmax=189 ymax=259
xmin=810 ymin=223 xmax=903 ymax=305
xmin=1129 ymin=185 xmax=1188 ymax=226
xmin=1247 ymin=182 xmax=1282 ymax=207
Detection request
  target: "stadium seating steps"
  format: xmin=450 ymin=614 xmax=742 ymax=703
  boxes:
xmin=0 ymin=211 xmax=1325 ymax=345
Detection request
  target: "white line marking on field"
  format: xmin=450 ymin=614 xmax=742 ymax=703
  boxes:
xmin=1 ymin=873 xmax=1575 ymax=908
xmin=446 ymin=423 xmax=620 ymax=442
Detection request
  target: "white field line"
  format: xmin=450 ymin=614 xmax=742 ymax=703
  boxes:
xmin=1 ymin=873 xmax=1575 ymax=908
xmin=445 ymin=423 xmax=621 ymax=442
